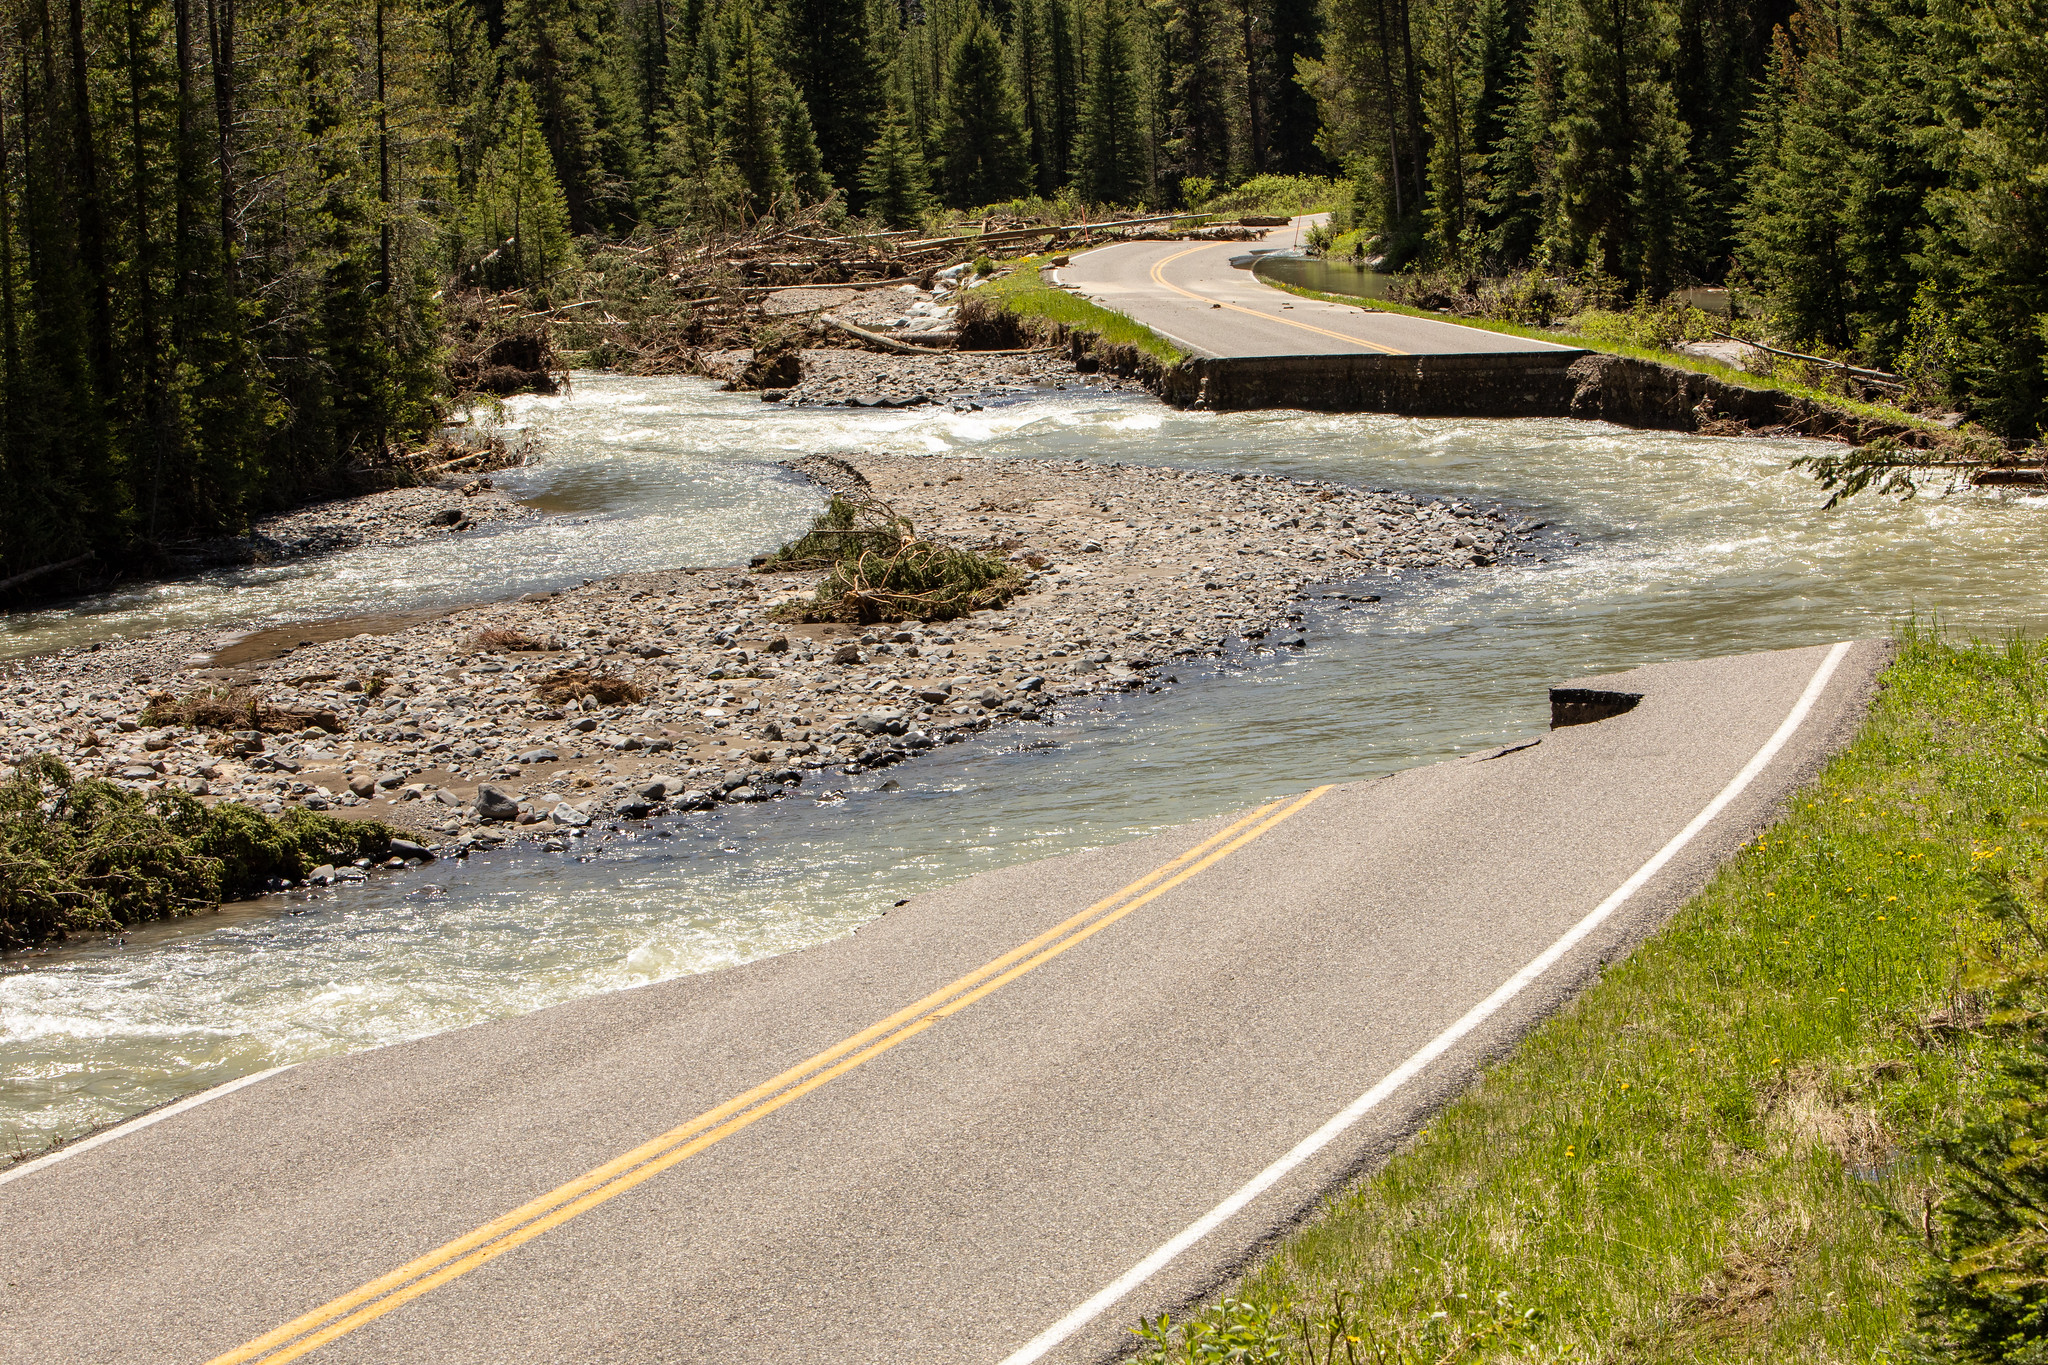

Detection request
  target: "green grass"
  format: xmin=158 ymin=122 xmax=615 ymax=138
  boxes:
xmin=1192 ymin=175 xmax=1345 ymax=217
xmin=1260 ymin=277 xmax=1943 ymax=434
xmin=1134 ymin=628 xmax=2046 ymax=1364
xmin=976 ymin=255 xmax=1189 ymax=364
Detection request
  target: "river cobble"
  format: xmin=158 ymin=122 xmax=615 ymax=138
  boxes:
xmin=0 ymin=451 xmax=1525 ymax=859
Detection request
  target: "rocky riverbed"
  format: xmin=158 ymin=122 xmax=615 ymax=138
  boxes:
xmin=710 ymin=270 xmax=1136 ymax=409
xmin=0 ymin=450 xmax=1526 ymax=867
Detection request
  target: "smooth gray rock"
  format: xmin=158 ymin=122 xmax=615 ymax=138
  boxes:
xmin=474 ymin=786 xmax=520 ymax=822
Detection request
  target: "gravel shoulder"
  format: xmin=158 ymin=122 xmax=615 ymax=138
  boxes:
xmin=0 ymin=451 xmax=1529 ymax=873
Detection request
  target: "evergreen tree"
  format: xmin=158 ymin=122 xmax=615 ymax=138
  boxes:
xmin=502 ymin=0 xmax=634 ymax=231
xmin=718 ymin=8 xmax=792 ymax=214
xmin=1162 ymin=0 xmax=1240 ymax=188
xmin=462 ymin=82 xmax=575 ymax=286
xmin=778 ymin=0 xmax=884 ymax=183
xmin=1043 ymin=0 xmax=1081 ymax=188
xmin=778 ymin=84 xmax=836 ymax=204
xmin=1913 ymin=0 xmax=2046 ymax=437
xmin=860 ymin=107 xmax=935 ymax=226
xmin=939 ymin=13 xmax=1033 ymax=206
xmin=1422 ymin=0 xmax=1478 ymax=258
xmin=1550 ymin=0 xmax=1697 ymax=290
xmin=652 ymin=84 xmax=748 ymax=227
xmin=1009 ymin=0 xmax=1056 ymax=193
xmin=1258 ymin=0 xmax=1329 ymax=174
xmin=1073 ymin=0 xmax=1148 ymax=202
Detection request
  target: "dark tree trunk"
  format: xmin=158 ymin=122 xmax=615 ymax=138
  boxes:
xmin=207 ymin=0 xmax=236 ymax=286
xmin=67 ymin=0 xmax=114 ymax=386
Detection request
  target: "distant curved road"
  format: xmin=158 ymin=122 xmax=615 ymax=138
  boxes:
xmin=1056 ymin=223 xmax=1577 ymax=358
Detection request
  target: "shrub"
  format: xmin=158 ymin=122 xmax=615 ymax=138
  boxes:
xmin=1912 ymin=877 xmax=2048 ymax=1361
xmin=0 ymin=756 xmax=396 ymax=950
xmin=1196 ymin=174 xmax=1343 ymax=216
xmin=763 ymin=494 xmax=1021 ymax=623
xmin=759 ymin=495 xmax=905 ymax=569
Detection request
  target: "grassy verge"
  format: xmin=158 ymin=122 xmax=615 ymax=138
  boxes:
xmin=974 ymin=255 xmax=1188 ymax=365
xmin=1135 ymin=629 xmax=2047 ymax=1363
xmin=1259 ymin=276 xmax=1941 ymax=435
xmin=0 ymin=756 xmax=400 ymax=951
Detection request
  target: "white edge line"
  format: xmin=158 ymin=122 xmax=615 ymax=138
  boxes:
xmin=0 ymin=1064 xmax=296 ymax=1189
xmin=1000 ymin=640 xmax=1855 ymax=1365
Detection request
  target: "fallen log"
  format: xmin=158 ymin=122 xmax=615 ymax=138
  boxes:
xmin=0 ymin=551 xmax=95 ymax=595
xmin=818 ymin=315 xmax=1050 ymax=357
xmin=1714 ymin=332 xmax=1906 ymax=387
xmin=819 ymin=316 xmax=959 ymax=355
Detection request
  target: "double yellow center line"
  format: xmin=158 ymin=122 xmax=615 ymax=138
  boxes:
xmin=1147 ymin=244 xmax=1406 ymax=355
xmin=211 ymin=784 xmax=1336 ymax=1363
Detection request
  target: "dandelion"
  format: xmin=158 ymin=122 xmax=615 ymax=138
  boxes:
xmin=1770 ymin=1057 xmax=1781 ymax=1064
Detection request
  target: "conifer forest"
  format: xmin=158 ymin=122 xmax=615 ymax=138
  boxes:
xmin=0 ymin=0 xmax=2041 ymax=583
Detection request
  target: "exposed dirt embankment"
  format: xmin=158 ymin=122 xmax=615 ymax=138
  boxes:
xmin=0 ymin=452 xmax=1533 ymax=858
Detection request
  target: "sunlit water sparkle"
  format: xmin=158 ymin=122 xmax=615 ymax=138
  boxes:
xmin=6 ymin=373 xmax=2044 ymax=1154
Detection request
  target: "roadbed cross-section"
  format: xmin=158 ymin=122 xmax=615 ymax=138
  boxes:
xmin=0 ymin=641 xmax=1886 ymax=1365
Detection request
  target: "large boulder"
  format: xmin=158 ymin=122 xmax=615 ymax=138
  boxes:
xmin=474 ymin=785 xmax=520 ymax=822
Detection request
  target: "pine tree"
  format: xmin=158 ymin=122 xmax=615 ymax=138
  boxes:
xmin=502 ymin=0 xmax=634 ymax=230
xmin=1010 ymin=0 xmax=1056 ymax=193
xmin=1550 ymin=0 xmax=1696 ymax=289
xmin=778 ymin=0 xmax=883 ymax=183
xmin=652 ymin=84 xmax=748 ymax=227
xmin=1162 ymin=0 xmax=1239 ymax=189
xmin=1258 ymin=0 xmax=1328 ymax=174
xmin=1073 ymin=0 xmax=1147 ymax=203
xmin=939 ymin=12 xmax=1032 ymax=206
xmin=1908 ymin=0 xmax=2045 ymax=437
xmin=462 ymin=82 xmax=575 ymax=286
xmin=718 ymin=9 xmax=792 ymax=214
xmin=1422 ymin=0 xmax=1478 ymax=260
xmin=1043 ymin=0 xmax=1081 ymax=188
xmin=860 ymin=108 xmax=934 ymax=226
xmin=778 ymin=84 xmax=835 ymax=204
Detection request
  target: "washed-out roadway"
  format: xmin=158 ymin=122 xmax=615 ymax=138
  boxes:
xmin=0 ymin=639 xmax=1884 ymax=1363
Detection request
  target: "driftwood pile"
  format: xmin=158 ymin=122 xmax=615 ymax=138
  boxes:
xmin=512 ymin=207 xmax=1261 ymax=374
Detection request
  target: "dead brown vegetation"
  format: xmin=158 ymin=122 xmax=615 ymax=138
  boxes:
xmin=139 ymin=687 xmax=344 ymax=735
xmin=473 ymin=627 xmax=546 ymax=653
xmin=532 ymin=668 xmax=646 ymax=706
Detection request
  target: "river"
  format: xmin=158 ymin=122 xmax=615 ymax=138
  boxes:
xmin=4 ymin=374 xmax=2041 ymax=1156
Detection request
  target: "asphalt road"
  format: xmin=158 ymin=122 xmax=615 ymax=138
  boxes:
xmin=1 ymin=642 xmax=1885 ymax=1365
xmin=1055 ymin=224 xmax=1579 ymax=358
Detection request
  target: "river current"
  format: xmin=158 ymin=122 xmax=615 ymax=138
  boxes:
xmin=4 ymin=374 xmax=2041 ymax=1155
